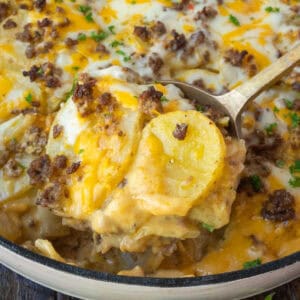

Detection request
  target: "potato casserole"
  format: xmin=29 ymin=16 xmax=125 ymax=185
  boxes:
xmin=0 ymin=0 xmax=299 ymax=277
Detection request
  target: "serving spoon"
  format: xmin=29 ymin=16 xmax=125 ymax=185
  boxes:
xmin=160 ymin=43 xmax=300 ymax=138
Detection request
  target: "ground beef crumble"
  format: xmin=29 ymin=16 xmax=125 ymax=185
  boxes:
xmin=3 ymin=159 xmax=23 ymax=178
xmin=166 ymin=30 xmax=187 ymax=52
xmin=33 ymin=0 xmax=46 ymax=11
xmin=66 ymin=162 xmax=81 ymax=175
xmin=27 ymin=155 xmax=52 ymax=185
xmin=224 ymin=49 xmax=248 ymax=67
xmin=21 ymin=126 xmax=48 ymax=155
xmin=148 ymin=53 xmax=164 ymax=74
xmin=23 ymin=63 xmax=62 ymax=88
xmin=0 ymin=150 xmax=9 ymax=168
xmin=36 ymin=182 xmax=64 ymax=207
xmin=53 ymin=124 xmax=64 ymax=139
xmin=173 ymin=123 xmax=188 ymax=140
xmin=3 ymin=19 xmax=17 ymax=29
xmin=151 ymin=21 xmax=166 ymax=37
xmin=73 ymin=74 xmax=97 ymax=116
xmin=195 ymin=6 xmax=218 ymax=20
xmin=0 ymin=2 xmax=10 ymax=23
xmin=172 ymin=0 xmax=190 ymax=11
xmin=133 ymin=26 xmax=151 ymax=42
xmin=53 ymin=155 xmax=68 ymax=170
xmin=139 ymin=86 xmax=163 ymax=117
xmin=97 ymin=92 xmax=117 ymax=113
xmin=261 ymin=189 xmax=295 ymax=222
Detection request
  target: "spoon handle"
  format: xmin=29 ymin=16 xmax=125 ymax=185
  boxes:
xmin=217 ymin=43 xmax=300 ymax=120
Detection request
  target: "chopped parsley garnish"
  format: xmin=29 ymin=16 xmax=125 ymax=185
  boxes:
xmin=196 ymin=104 xmax=204 ymax=112
xmin=108 ymin=25 xmax=115 ymax=34
xmin=91 ymin=31 xmax=109 ymax=42
xmin=202 ymin=223 xmax=215 ymax=233
xmin=289 ymin=112 xmax=300 ymax=128
xmin=78 ymin=149 xmax=85 ymax=154
xmin=265 ymin=122 xmax=277 ymax=135
xmin=160 ymin=95 xmax=169 ymax=102
xmin=64 ymin=75 xmax=78 ymax=102
xmin=77 ymin=33 xmax=87 ymax=41
xmin=110 ymin=40 xmax=124 ymax=48
xmin=79 ymin=5 xmax=91 ymax=14
xmin=275 ymin=160 xmax=285 ymax=168
xmin=79 ymin=5 xmax=94 ymax=22
xmin=284 ymin=98 xmax=293 ymax=110
xmin=289 ymin=177 xmax=300 ymax=188
xmin=229 ymin=14 xmax=240 ymax=26
xmin=265 ymin=7 xmax=280 ymax=13
xmin=25 ymin=93 xmax=33 ymax=104
xmin=273 ymin=106 xmax=279 ymax=113
xmin=289 ymin=160 xmax=300 ymax=175
xmin=288 ymin=160 xmax=300 ymax=188
xmin=72 ymin=66 xmax=80 ymax=71
xmin=85 ymin=12 xmax=94 ymax=22
xmin=116 ymin=50 xmax=131 ymax=62
xmin=37 ymin=68 xmax=44 ymax=75
xmin=243 ymin=258 xmax=261 ymax=269
xmin=250 ymin=175 xmax=262 ymax=192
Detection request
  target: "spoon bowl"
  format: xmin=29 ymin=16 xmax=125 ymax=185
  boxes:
xmin=160 ymin=43 xmax=300 ymax=138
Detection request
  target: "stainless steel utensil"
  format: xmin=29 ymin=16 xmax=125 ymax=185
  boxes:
xmin=160 ymin=44 xmax=300 ymax=138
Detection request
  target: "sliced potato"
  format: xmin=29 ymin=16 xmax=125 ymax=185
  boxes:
xmin=127 ymin=110 xmax=226 ymax=216
xmin=0 ymin=115 xmax=35 ymax=201
xmin=0 ymin=115 xmax=34 ymax=147
xmin=47 ymin=97 xmax=143 ymax=219
xmin=67 ymin=108 xmax=142 ymax=219
xmin=189 ymin=139 xmax=246 ymax=228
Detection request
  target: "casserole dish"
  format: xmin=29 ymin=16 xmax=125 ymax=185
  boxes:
xmin=0 ymin=237 xmax=299 ymax=299
xmin=0 ymin=0 xmax=299 ymax=298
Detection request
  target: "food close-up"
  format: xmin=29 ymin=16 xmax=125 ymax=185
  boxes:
xmin=0 ymin=0 xmax=299 ymax=283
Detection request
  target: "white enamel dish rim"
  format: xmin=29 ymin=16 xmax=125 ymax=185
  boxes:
xmin=0 ymin=236 xmax=298 ymax=287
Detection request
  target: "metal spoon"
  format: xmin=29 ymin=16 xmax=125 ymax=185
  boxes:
xmin=160 ymin=44 xmax=300 ymax=138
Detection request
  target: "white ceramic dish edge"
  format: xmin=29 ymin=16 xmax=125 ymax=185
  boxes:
xmin=0 ymin=238 xmax=299 ymax=300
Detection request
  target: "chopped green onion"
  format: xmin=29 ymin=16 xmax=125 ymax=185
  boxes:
xmin=25 ymin=93 xmax=33 ymax=104
xmin=289 ymin=160 xmax=300 ymax=175
xmin=243 ymin=258 xmax=261 ymax=269
xmin=284 ymin=98 xmax=293 ymax=110
xmin=116 ymin=50 xmax=131 ymax=62
xmin=250 ymin=175 xmax=262 ymax=192
xmin=77 ymin=33 xmax=87 ymax=41
xmin=265 ymin=123 xmax=277 ymax=135
xmin=110 ymin=40 xmax=124 ymax=48
xmin=108 ymin=25 xmax=115 ymax=34
xmin=229 ymin=14 xmax=240 ymax=26
xmin=85 ymin=12 xmax=94 ymax=22
xmin=289 ymin=112 xmax=300 ymax=128
xmin=79 ymin=5 xmax=91 ymax=14
xmin=202 ymin=223 xmax=215 ymax=233
xmin=160 ymin=96 xmax=169 ymax=102
xmin=91 ymin=31 xmax=108 ymax=42
xmin=265 ymin=7 xmax=280 ymax=13
xmin=289 ymin=177 xmax=300 ymax=188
